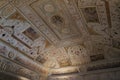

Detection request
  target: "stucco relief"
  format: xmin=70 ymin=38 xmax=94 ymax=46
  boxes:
xmin=39 ymin=47 xmax=70 ymax=68
xmin=77 ymin=0 xmax=109 ymax=36
xmin=14 ymin=2 xmax=60 ymax=45
xmin=110 ymin=0 xmax=120 ymax=40
xmin=0 ymin=0 xmax=120 ymax=79
xmin=0 ymin=5 xmax=48 ymax=58
xmin=0 ymin=0 xmax=8 ymax=8
xmin=0 ymin=4 xmax=16 ymax=18
xmin=30 ymin=0 xmax=81 ymax=45
xmin=0 ymin=43 xmax=8 ymax=56
xmin=68 ymin=45 xmax=90 ymax=65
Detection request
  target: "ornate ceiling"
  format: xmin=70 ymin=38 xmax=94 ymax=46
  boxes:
xmin=0 ymin=0 xmax=120 ymax=80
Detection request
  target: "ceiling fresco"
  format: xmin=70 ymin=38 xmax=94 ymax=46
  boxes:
xmin=0 ymin=0 xmax=120 ymax=80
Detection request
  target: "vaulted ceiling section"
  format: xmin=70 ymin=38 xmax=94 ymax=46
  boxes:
xmin=0 ymin=0 xmax=120 ymax=80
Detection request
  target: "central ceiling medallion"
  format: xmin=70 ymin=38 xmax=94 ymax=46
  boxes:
xmin=51 ymin=15 xmax=64 ymax=26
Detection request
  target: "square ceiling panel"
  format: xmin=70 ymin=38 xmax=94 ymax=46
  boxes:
xmin=23 ymin=27 xmax=40 ymax=41
xmin=81 ymin=7 xmax=99 ymax=23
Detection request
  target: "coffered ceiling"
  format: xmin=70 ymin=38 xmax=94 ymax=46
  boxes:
xmin=0 ymin=0 xmax=120 ymax=80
